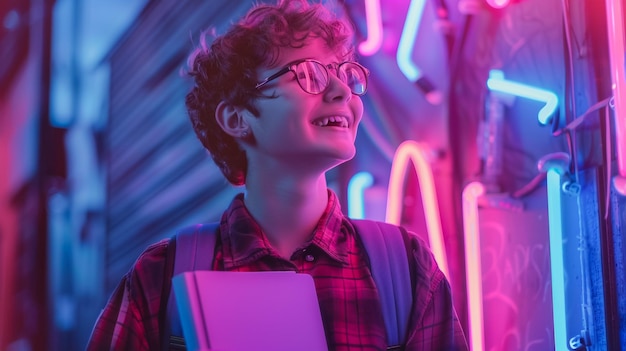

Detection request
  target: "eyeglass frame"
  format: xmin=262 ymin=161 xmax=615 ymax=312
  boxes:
xmin=255 ymin=58 xmax=371 ymax=96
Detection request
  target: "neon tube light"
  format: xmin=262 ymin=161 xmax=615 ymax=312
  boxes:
xmin=348 ymin=171 xmax=374 ymax=219
xmin=462 ymin=181 xmax=486 ymax=351
xmin=396 ymin=0 xmax=442 ymax=105
xmin=358 ymin=0 xmax=383 ymax=56
xmin=538 ymin=152 xmax=570 ymax=351
xmin=396 ymin=0 xmax=425 ymax=82
xmin=604 ymin=0 xmax=626 ymax=195
xmin=385 ymin=140 xmax=449 ymax=278
xmin=487 ymin=70 xmax=559 ymax=125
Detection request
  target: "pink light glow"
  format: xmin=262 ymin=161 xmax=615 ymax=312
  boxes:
xmin=605 ymin=0 xmax=626 ymax=194
xmin=385 ymin=141 xmax=449 ymax=278
xmin=358 ymin=0 xmax=383 ymax=56
xmin=485 ymin=0 xmax=511 ymax=8
xmin=462 ymin=181 xmax=486 ymax=351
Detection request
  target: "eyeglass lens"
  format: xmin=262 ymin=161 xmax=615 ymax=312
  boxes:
xmin=294 ymin=61 xmax=367 ymax=95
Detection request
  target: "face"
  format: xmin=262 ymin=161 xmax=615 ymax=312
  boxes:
xmin=241 ymin=38 xmax=364 ymax=174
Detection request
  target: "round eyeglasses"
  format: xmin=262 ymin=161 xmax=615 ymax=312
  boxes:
xmin=255 ymin=59 xmax=370 ymax=96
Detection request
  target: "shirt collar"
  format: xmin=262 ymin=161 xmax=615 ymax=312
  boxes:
xmin=309 ymin=189 xmax=350 ymax=264
xmin=219 ymin=190 xmax=350 ymax=269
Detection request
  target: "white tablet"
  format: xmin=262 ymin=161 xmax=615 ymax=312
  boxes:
xmin=173 ymin=270 xmax=328 ymax=351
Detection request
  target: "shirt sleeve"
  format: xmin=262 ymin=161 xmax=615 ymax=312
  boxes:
xmin=404 ymin=232 xmax=469 ymax=351
xmin=86 ymin=239 xmax=170 ymax=351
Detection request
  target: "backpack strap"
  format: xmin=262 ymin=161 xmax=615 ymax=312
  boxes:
xmin=351 ymin=219 xmax=414 ymax=350
xmin=162 ymin=223 xmax=219 ymax=350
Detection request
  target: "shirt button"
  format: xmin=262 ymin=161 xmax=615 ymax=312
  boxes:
xmin=305 ymin=254 xmax=315 ymax=262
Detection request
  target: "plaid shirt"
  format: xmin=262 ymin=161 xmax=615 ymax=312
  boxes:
xmin=87 ymin=191 xmax=468 ymax=351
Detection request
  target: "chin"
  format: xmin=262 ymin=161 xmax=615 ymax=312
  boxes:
xmin=334 ymin=147 xmax=357 ymax=163
xmin=305 ymin=143 xmax=357 ymax=168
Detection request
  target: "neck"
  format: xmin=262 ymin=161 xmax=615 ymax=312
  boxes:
xmin=243 ymin=172 xmax=329 ymax=258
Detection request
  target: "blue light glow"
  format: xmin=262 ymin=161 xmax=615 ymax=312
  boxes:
xmin=347 ymin=171 xmax=374 ymax=219
xmin=487 ymin=70 xmax=559 ymax=125
xmin=396 ymin=0 xmax=426 ymax=82
xmin=546 ymin=168 xmax=568 ymax=351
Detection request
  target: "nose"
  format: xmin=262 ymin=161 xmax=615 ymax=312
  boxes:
xmin=323 ymin=73 xmax=352 ymax=103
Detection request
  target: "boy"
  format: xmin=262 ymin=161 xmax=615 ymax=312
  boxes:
xmin=87 ymin=0 xmax=468 ymax=350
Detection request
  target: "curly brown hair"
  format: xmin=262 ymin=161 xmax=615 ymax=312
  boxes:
xmin=185 ymin=0 xmax=355 ymax=185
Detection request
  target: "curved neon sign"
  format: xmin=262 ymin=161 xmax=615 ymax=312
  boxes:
xmin=385 ymin=140 xmax=449 ymax=278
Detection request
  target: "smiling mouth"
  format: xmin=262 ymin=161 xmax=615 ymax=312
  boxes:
xmin=312 ymin=116 xmax=349 ymax=128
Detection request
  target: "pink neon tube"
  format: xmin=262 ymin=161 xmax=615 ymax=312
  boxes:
xmin=605 ymin=0 xmax=626 ymax=194
xmin=462 ymin=181 xmax=486 ymax=351
xmin=385 ymin=140 xmax=449 ymax=278
xmin=358 ymin=0 xmax=383 ymax=56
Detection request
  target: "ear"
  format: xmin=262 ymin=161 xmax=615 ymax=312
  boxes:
xmin=215 ymin=101 xmax=250 ymax=138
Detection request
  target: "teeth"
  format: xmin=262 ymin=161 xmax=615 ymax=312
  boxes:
xmin=315 ymin=117 xmax=329 ymax=126
xmin=313 ymin=116 xmax=349 ymax=128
